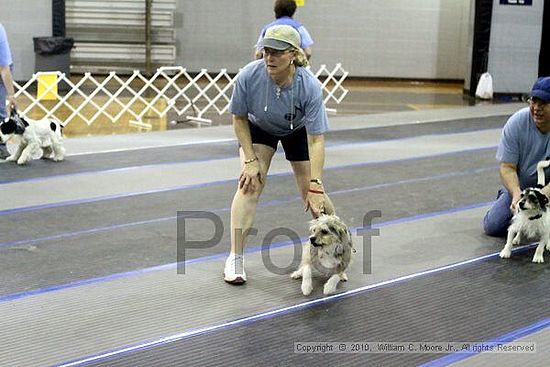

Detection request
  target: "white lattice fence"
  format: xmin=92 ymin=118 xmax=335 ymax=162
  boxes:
xmin=314 ymin=63 xmax=349 ymax=114
xmin=12 ymin=64 xmax=348 ymax=130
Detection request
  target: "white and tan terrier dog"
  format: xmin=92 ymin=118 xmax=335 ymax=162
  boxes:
xmin=500 ymin=187 xmax=550 ymax=263
xmin=0 ymin=109 xmax=65 ymax=165
xmin=291 ymin=214 xmax=354 ymax=295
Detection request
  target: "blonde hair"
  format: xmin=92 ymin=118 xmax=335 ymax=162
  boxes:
xmin=291 ymin=47 xmax=309 ymax=67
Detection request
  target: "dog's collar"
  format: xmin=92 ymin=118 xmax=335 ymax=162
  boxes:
xmin=529 ymin=214 xmax=543 ymax=220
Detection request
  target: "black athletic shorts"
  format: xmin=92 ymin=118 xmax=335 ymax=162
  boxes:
xmin=247 ymin=121 xmax=309 ymax=161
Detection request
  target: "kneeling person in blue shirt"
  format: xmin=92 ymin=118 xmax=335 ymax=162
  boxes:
xmin=483 ymin=77 xmax=550 ymax=236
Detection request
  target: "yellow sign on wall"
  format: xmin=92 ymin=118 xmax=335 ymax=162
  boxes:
xmin=37 ymin=73 xmax=58 ymax=100
xmin=295 ymin=0 xmax=305 ymax=6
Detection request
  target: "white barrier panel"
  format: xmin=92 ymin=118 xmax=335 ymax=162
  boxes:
xmin=314 ymin=63 xmax=349 ymax=114
xmin=12 ymin=65 xmax=349 ymax=130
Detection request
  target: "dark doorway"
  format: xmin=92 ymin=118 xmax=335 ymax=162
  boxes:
xmin=540 ymin=0 xmax=549 ymax=76
xmin=52 ymin=0 xmax=66 ymax=37
xmin=469 ymin=0 xmax=494 ymax=96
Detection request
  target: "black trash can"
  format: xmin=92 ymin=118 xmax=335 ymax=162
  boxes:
xmin=33 ymin=37 xmax=74 ymax=76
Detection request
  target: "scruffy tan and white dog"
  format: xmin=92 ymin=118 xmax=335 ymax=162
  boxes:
xmin=0 ymin=110 xmax=65 ymax=165
xmin=291 ymin=214 xmax=354 ymax=296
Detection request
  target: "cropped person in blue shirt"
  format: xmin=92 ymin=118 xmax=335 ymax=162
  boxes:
xmin=224 ymin=25 xmax=334 ymax=284
xmin=0 ymin=23 xmax=17 ymax=159
xmin=255 ymin=0 xmax=314 ymax=60
xmin=483 ymin=77 xmax=550 ymax=236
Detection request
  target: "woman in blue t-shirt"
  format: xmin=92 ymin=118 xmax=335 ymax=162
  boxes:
xmin=224 ymin=25 xmax=333 ymax=285
xmin=0 ymin=23 xmax=17 ymax=158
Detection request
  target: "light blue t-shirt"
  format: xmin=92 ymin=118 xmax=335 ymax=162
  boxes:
xmin=496 ymin=107 xmax=550 ymax=188
xmin=0 ymin=24 xmax=13 ymax=67
xmin=229 ymin=59 xmax=329 ymax=137
xmin=257 ymin=17 xmax=314 ymax=50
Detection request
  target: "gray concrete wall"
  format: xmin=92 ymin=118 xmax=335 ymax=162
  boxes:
xmin=175 ymin=0 xmax=471 ymax=79
xmin=0 ymin=0 xmax=472 ymax=80
xmin=0 ymin=0 xmax=52 ymax=80
xmin=488 ymin=1 xmax=544 ymax=94
xmin=4 ymin=0 xmax=541 ymax=88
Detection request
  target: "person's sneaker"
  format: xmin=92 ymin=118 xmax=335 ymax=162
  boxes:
xmin=224 ymin=253 xmax=246 ymax=284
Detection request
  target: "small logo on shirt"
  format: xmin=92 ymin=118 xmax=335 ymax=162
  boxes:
xmin=284 ymin=113 xmax=296 ymax=121
xmin=284 ymin=105 xmax=302 ymax=121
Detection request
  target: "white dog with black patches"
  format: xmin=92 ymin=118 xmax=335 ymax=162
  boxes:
xmin=499 ymin=187 xmax=550 ymax=263
xmin=291 ymin=214 xmax=354 ymax=296
xmin=0 ymin=110 xmax=65 ymax=165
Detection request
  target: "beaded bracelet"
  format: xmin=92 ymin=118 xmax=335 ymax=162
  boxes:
xmin=308 ymin=189 xmax=325 ymax=194
xmin=244 ymin=156 xmax=258 ymax=164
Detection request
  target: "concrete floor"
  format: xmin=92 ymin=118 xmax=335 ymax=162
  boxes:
xmin=1 ymin=98 xmax=548 ymax=366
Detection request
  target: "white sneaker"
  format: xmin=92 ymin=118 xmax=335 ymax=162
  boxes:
xmin=224 ymin=253 xmax=246 ymax=284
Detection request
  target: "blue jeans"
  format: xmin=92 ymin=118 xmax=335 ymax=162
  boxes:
xmin=0 ymin=64 xmax=13 ymax=119
xmin=483 ymin=187 xmax=513 ymax=237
